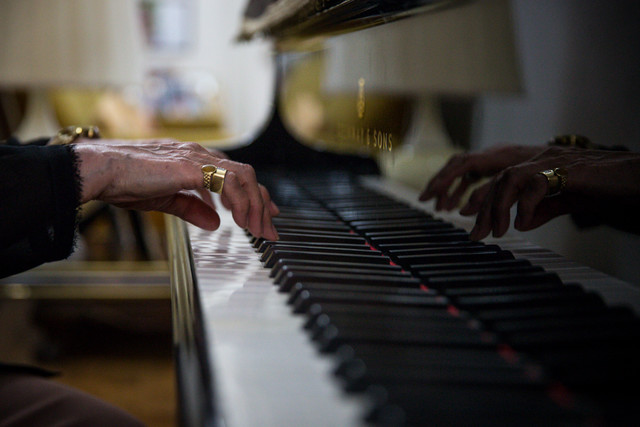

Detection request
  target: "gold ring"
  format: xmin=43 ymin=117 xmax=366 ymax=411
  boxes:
xmin=202 ymin=165 xmax=227 ymax=194
xmin=538 ymin=167 xmax=567 ymax=196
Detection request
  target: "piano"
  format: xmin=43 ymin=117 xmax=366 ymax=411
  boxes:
xmin=167 ymin=1 xmax=640 ymax=426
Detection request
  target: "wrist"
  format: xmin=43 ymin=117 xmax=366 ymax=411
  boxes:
xmin=73 ymin=143 xmax=112 ymax=203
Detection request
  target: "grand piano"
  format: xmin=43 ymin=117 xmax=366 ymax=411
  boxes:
xmin=167 ymin=1 xmax=640 ymax=426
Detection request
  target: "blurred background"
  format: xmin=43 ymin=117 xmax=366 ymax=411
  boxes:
xmin=0 ymin=1 xmax=638 ymax=425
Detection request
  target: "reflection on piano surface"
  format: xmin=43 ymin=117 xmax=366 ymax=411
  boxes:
xmin=169 ymin=1 xmax=640 ymax=426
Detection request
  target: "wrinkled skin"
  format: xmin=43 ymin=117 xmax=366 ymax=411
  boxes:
xmin=420 ymin=144 xmax=640 ymax=240
xmin=73 ymin=138 xmax=279 ymax=240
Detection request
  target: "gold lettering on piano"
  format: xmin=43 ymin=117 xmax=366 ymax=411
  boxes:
xmin=357 ymin=78 xmax=365 ymax=119
xmin=335 ymin=123 xmax=393 ymax=152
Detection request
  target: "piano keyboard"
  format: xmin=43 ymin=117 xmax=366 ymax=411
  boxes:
xmin=169 ymin=173 xmax=640 ymax=426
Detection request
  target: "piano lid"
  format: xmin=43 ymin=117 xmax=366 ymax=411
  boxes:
xmin=233 ymin=0 xmax=520 ymax=184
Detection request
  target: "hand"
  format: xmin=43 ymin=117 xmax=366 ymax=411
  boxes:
xmin=419 ymin=145 xmax=544 ymax=211
xmin=73 ymin=139 xmax=280 ymax=240
xmin=469 ymin=147 xmax=640 ymax=240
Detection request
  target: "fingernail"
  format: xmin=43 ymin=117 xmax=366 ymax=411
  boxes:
xmin=271 ymin=224 xmax=279 ymax=240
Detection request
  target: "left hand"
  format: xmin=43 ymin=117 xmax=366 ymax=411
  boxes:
xmin=73 ymin=139 xmax=280 ymax=240
xmin=468 ymin=146 xmax=640 ymax=240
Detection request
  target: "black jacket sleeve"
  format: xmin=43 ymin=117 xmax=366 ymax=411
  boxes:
xmin=0 ymin=142 xmax=81 ymax=278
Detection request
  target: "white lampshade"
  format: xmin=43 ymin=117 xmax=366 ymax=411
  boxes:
xmin=0 ymin=0 xmax=144 ymax=139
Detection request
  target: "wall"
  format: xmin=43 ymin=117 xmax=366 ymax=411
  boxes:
xmin=144 ymin=0 xmax=275 ymax=140
xmin=474 ymin=0 xmax=640 ymax=285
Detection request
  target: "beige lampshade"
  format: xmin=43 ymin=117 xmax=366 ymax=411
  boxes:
xmin=0 ymin=0 xmax=144 ymax=88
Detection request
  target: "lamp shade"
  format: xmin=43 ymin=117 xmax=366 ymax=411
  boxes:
xmin=0 ymin=0 xmax=144 ymax=89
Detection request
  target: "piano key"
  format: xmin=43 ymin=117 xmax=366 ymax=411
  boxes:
xmin=259 ymin=242 xmax=377 ymax=259
xmin=453 ymin=286 xmax=595 ymax=311
xmin=411 ymin=259 xmax=533 ymax=275
xmin=271 ymin=219 xmax=349 ymax=230
xmin=475 ymin=296 xmax=607 ymax=323
xmin=291 ymin=289 xmax=448 ymax=314
xmin=396 ymin=250 xmax=514 ymax=267
xmin=277 ymin=271 xmax=421 ymax=292
xmin=365 ymin=384 xmax=589 ymax=426
xmin=287 ymin=283 xmax=433 ymax=303
xmin=386 ymin=243 xmax=501 ymax=256
xmin=490 ymin=306 xmax=637 ymax=333
xmin=303 ymin=303 xmax=463 ymax=330
xmin=273 ymin=265 xmax=410 ymax=286
xmin=269 ymin=258 xmax=403 ymax=278
xmin=314 ymin=320 xmax=496 ymax=353
xmin=425 ymin=271 xmax=562 ymax=289
xmin=274 ymin=232 xmax=367 ymax=245
xmin=338 ymin=359 xmax=546 ymax=393
xmin=262 ymin=249 xmax=390 ymax=268
xmin=368 ymin=231 xmax=470 ymax=245
xmin=418 ymin=264 xmax=542 ymax=279
xmin=376 ymin=242 xmax=489 ymax=256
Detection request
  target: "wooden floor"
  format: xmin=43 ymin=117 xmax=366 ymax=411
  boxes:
xmin=0 ymin=284 xmax=177 ymax=427
xmin=0 ymin=210 xmax=177 ymax=426
xmin=47 ymin=305 xmax=176 ymax=427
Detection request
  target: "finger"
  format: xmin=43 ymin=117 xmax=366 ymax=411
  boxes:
xmin=516 ymin=196 xmax=570 ymax=231
xmin=207 ymin=147 xmax=229 ymax=159
xmin=513 ymin=173 xmax=548 ymax=231
xmin=444 ymin=174 xmax=478 ymax=211
xmin=259 ymin=184 xmax=279 ymax=240
xmin=118 ymin=192 xmax=221 ymax=231
xmin=196 ymin=187 xmax=215 ymax=209
xmin=490 ymin=167 xmax=532 ymax=238
xmin=470 ymin=178 xmax=498 ymax=241
xmin=218 ymin=171 xmax=251 ymax=230
xmin=460 ymin=182 xmax=491 ymax=216
xmin=419 ymin=153 xmax=471 ymax=201
xmin=225 ymin=162 xmax=265 ymax=238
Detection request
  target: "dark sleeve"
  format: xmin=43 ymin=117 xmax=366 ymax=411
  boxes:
xmin=0 ymin=143 xmax=82 ymax=278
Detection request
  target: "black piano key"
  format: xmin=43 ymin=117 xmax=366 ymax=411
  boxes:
xmin=386 ymin=243 xmax=502 ymax=257
xmin=491 ymin=306 xmax=637 ymax=334
xmin=269 ymin=259 xmax=403 ymax=278
xmin=418 ymin=264 xmax=542 ymax=280
xmin=352 ymin=219 xmax=450 ymax=233
xmin=476 ymin=296 xmax=607 ymax=323
xmin=377 ymin=240 xmax=487 ymax=252
xmin=365 ymin=384 xmax=589 ymax=426
xmin=271 ymin=219 xmax=348 ymax=230
xmin=505 ymin=321 xmax=640 ymax=351
xmin=426 ymin=271 xmax=562 ymax=290
xmin=291 ymin=289 xmax=448 ymax=314
xmin=274 ymin=211 xmax=338 ymax=221
xmin=278 ymin=271 xmax=420 ymax=292
xmin=369 ymin=230 xmax=469 ymax=244
xmin=275 ymin=232 xmax=367 ymax=245
xmin=397 ymin=250 xmax=514 ymax=267
xmin=309 ymin=311 xmax=472 ymax=342
xmin=339 ymin=359 xmax=545 ymax=393
xmin=453 ymin=286 xmax=595 ymax=311
xmin=315 ymin=320 xmax=496 ymax=353
xmin=273 ymin=265 xmax=410 ymax=286
xmin=410 ymin=258 xmax=531 ymax=275
xmin=304 ymin=303 xmax=462 ymax=330
xmin=363 ymin=227 xmax=459 ymax=238
xmin=335 ymin=343 xmax=521 ymax=373
xmin=339 ymin=209 xmax=427 ymax=222
xmin=442 ymin=282 xmax=562 ymax=298
xmin=259 ymin=242 xmax=376 ymax=258
xmin=288 ymin=283 xmax=433 ymax=304
xmin=262 ymin=249 xmax=390 ymax=268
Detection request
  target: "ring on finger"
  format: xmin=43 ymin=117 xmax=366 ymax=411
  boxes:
xmin=202 ymin=164 xmax=227 ymax=194
xmin=538 ymin=167 xmax=567 ymax=196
